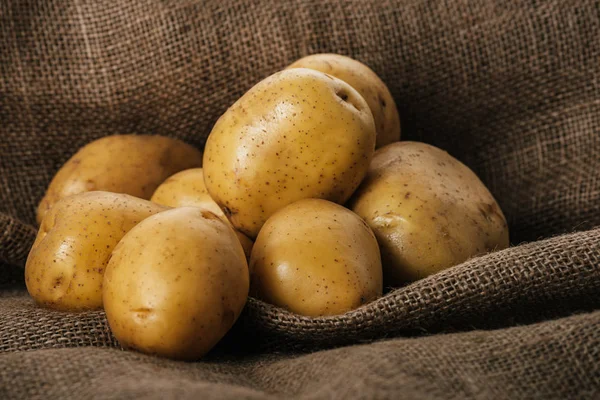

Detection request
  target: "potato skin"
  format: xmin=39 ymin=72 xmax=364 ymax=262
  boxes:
xmin=250 ymin=199 xmax=382 ymax=317
xmin=349 ymin=142 xmax=509 ymax=285
xmin=36 ymin=134 xmax=203 ymax=224
xmin=204 ymin=68 xmax=376 ymax=238
xmin=25 ymin=191 xmax=167 ymax=311
xmin=103 ymin=207 xmax=249 ymax=361
xmin=150 ymin=168 xmax=215 ymax=209
xmin=287 ymin=53 xmax=400 ymax=148
xmin=150 ymin=168 xmax=253 ymax=258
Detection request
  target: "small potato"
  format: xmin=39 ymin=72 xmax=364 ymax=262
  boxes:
xmin=250 ymin=199 xmax=382 ymax=317
xmin=103 ymin=207 xmax=249 ymax=361
xmin=204 ymin=68 xmax=376 ymax=238
xmin=349 ymin=142 xmax=509 ymax=286
xmin=25 ymin=191 xmax=168 ymax=311
xmin=37 ymin=134 xmax=203 ymax=224
xmin=150 ymin=168 xmax=253 ymax=258
xmin=287 ymin=53 xmax=400 ymax=148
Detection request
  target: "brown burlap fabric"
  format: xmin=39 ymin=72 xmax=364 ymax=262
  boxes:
xmin=1 ymin=0 xmax=599 ymax=398
xmin=2 ymin=310 xmax=600 ymax=399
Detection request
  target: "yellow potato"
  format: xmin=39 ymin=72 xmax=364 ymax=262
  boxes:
xmin=150 ymin=168 xmax=254 ymax=258
xmin=250 ymin=199 xmax=382 ymax=317
xmin=37 ymin=134 xmax=203 ymax=224
xmin=349 ymin=142 xmax=509 ymax=285
xmin=204 ymin=68 xmax=376 ymax=238
xmin=287 ymin=53 xmax=400 ymax=148
xmin=25 ymin=191 xmax=168 ymax=311
xmin=103 ymin=207 xmax=249 ymax=361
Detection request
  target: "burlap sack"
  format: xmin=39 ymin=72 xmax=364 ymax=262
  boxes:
xmin=1 ymin=0 xmax=599 ymax=398
xmin=2 ymin=311 xmax=599 ymax=399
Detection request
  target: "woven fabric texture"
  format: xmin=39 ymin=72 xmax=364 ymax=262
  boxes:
xmin=2 ymin=228 xmax=599 ymax=354
xmin=1 ymin=311 xmax=599 ymax=399
xmin=0 ymin=0 xmax=599 ymax=398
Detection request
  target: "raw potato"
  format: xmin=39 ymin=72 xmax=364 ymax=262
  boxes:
xmin=287 ymin=53 xmax=400 ymax=148
xmin=150 ymin=168 xmax=254 ymax=258
xmin=349 ymin=142 xmax=509 ymax=285
xmin=25 ymin=191 xmax=168 ymax=311
xmin=150 ymin=168 xmax=215 ymax=209
xmin=250 ymin=199 xmax=382 ymax=317
xmin=36 ymin=134 xmax=203 ymax=224
xmin=204 ymin=68 xmax=376 ymax=238
xmin=103 ymin=207 xmax=249 ymax=361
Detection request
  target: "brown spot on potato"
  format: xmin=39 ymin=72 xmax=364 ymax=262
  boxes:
xmin=131 ymin=307 xmax=153 ymax=320
xmin=53 ymin=275 xmax=64 ymax=289
xmin=200 ymin=210 xmax=220 ymax=221
xmin=85 ymin=180 xmax=97 ymax=190
xmin=478 ymin=203 xmax=501 ymax=222
xmin=379 ymin=95 xmax=387 ymax=108
xmin=336 ymin=90 xmax=349 ymax=102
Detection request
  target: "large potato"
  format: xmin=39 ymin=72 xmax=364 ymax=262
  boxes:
xmin=204 ymin=68 xmax=376 ymax=238
xmin=103 ymin=207 xmax=249 ymax=361
xmin=287 ymin=53 xmax=400 ymax=148
xmin=37 ymin=134 xmax=203 ymax=224
xmin=250 ymin=199 xmax=382 ymax=316
xmin=150 ymin=168 xmax=253 ymax=258
xmin=25 ymin=191 xmax=167 ymax=311
xmin=349 ymin=142 xmax=509 ymax=285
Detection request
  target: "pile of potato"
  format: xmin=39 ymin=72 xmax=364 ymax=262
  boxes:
xmin=25 ymin=54 xmax=509 ymax=360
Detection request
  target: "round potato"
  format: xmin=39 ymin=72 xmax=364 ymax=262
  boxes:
xmin=37 ymin=134 xmax=203 ymax=224
xmin=103 ymin=207 xmax=249 ymax=361
xmin=204 ymin=68 xmax=376 ymax=238
xmin=25 ymin=191 xmax=168 ymax=311
xmin=150 ymin=168 xmax=253 ymax=258
xmin=287 ymin=53 xmax=400 ymax=148
xmin=349 ymin=142 xmax=509 ymax=286
xmin=250 ymin=199 xmax=382 ymax=317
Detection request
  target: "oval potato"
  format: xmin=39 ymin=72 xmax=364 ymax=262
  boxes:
xmin=25 ymin=191 xmax=168 ymax=311
xmin=204 ymin=68 xmax=376 ymax=238
xmin=103 ymin=207 xmax=249 ymax=360
xmin=37 ymin=134 xmax=203 ymax=224
xmin=349 ymin=142 xmax=509 ymax=285
xmin=250 ymin=198 xmax=382 ymax=316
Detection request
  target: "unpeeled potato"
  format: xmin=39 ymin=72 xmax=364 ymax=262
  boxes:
xmin=25 ymin=191 xmax=168 ymax=311
xmin=150 ymin=168 xmax=253 ymax=258
xmin=349 ymin=142 xmax=509 ymax=285
xmin=287 ymin=53 xmax=400 ymax=148
xmin=103 ymin=207 xmax=249 ymax=360
xmin=36 ymin=134 xmax=203 ymax=224
xmin=250 ymin=199 xmax=382 ymax=316
xmin=203 ymin=68 xmax=376 ymax=238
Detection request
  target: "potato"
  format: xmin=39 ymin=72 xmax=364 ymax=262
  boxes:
xmin=150 ymin=168 xmax=254 ymax=259
xmin=103 ymin=207 xmax=249 ymax=360
xmin=37 ymin=134 xmax=203 ymax=224
xmin=204 ymin=68 xmax=376 ymax=238
xmin=250 ymin=199 xmax=382 ymax=317
xmin=25 ymin=191 xmax=167 ymax=311
xmin=349 ymin=142 xmax=509 ymax=286
xmin=287 ymin=53 xmax=400 ymax=148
